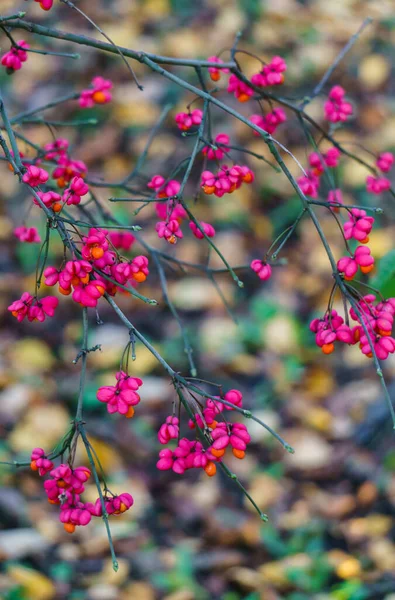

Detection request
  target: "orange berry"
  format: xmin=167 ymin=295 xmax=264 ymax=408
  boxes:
xmin=52 ymin=202 xmax=63 ymax=213
xmin=322 ymin=343 xmax=335 ymax=355
xmin=168 ymin=235 xmax=177 ymax=245
xmin=64 ymin=523 xmax=75 ymax=534
xmin=237 ymin=93 xmax=250 ymax=103
xmin=133 ymin=271 xmax=147 ymax=283
xmin=378 ymin=329 xmax=391 ymax=336
xmin=57 ymin=480 xmax=68 ymax=488
xmin=366 ymin=352 xmax=373 ymax=358
xmin=119 ymin=502 xmax=127 ymax=513
xmin=210 ymin=447 xmax=225 ymax=458
xmin=210 ymin=72 xmax=220 ymax=82
xmin=92 ymin=90 xmax=107 ymax=104
xmin=59 ymin=286 xmax=71 ymax=296
xmin=96 ymin=286 xmax=106 ymax=296
xmin=203 ymin=185 xmax=215 ymax=195
xmin=344 ymin=275 xmax=354 ymax=281
xmin=57 ymin=177 xmax=66 ymax=188
xmin=48 ymin=498 xmax=59 ymax=504
xmin=360 ymin=264 xmax=374 ymax=274
xmin=30 ymin=460 xmax=38 ymax=471
xmin=91 ymin=246 xmax=104 ymax=260
xmin=242 ymin=173 xmax=253 ymax=183
xmin=360 ymin=237 xmax=369 ymax=244
xmin=125 ymin=406 xmax=135 ymax=419
xmin=232 ymin=448 xmax=245 ymax=459
xmin=80 ymin=274 xmax=90 ymax=284
xmin=204 ymin=461 xmax=217 ymax=477
xmin=208 ymin=420 xmax=218 ymax=430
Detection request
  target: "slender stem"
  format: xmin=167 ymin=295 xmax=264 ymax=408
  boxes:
xmin=75 ymin=308 xmax=89 ymax=423
xmin=78 ymin=425 xmax=118 ymax=571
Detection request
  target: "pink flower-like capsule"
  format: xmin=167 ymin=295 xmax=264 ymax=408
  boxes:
xmin=158 ymin=416 xmax=180 ymax=444
xmin=207 ymin=56 xmax=230 ymax=82
xmin=62 ymin=176 xmax=89 ymax=206
xmin=210 ymin=422 xmax=251 ymax=459
xmin=157 ymin=448 xmax=186 ymax=474
xmin=344 ymin=209 xmax=374 ymax=243
xmin=60 ymin=505 xmax=92 ymax=533
xmin=147 ymin=174 xmax=166 ymax=191
xmin=1 ymin=41 xmax=29 ymax=72
xmin=81 ymin=228 xmax=109 ymax=261
xmin=376 ymin=152 xmax=394 ymax=173
xmin=327 ymin=189 xmax=343 ymax=212
xmin=8 ymin=292 xmax=33 ymax=322
xmin=129 ymin=255 xmax=149 ymax=283
xmin=366 ymin=175 xmax=391 ymax=195
xmin=189 ymin=221 xmax=216 ymax=239
xmin=250 ymin=108 xmax=287 ymax=136
xmin=227 ymin=74 xmax=254 ymax=103
xmin=108 ymin=231 xmax=135 ymax=251
xmin=52 ymin=156 xmax=88 ymax=188
xmin=155 ymin=201 xmax=187 ymax=222
xmin=337 ymin=246 xmax=375 ymax=280
xmin=156 ymin=219 xmax=183 ymax=244
xmin=72 ymin=278 xmax=106 ymax=307
xmin=250 ymin=259 xmax=272 ymax=281
xmin=27 ymin=296 xmax=58 ymax=322
xmin=309 ymin=147 xmax=341 ymax=175
xmin=79 ymin=76 xmax=113 ymax=108
xmin=22 ymin=166 xmax=49 ymax=187
xmin=30 ymin=448 xmax=54 ymax=476
xmin=360 ymin=334 xmax=395 ymax=360
xmin=297 ymin=171 xmax=320 ymax=198
xmin=175 ymin=109 xmax=203 ymax=131
xmin=34 ymin=190 xmax=62 ymax=213
xmin=97 ymin=372 xmax=143 ymax=418
xmin=202 ymin=133 xmax=230 ymax=160
xmin=324 ymin=85 xmax=353 ymax=123
xmin=34 ymin=0 xmax=54 ymax=10
xmin=14 ymin=226 xmax=41 ymax=243
xmin=106 ymin=492 xmax=134 ymax=515
xmin=44 ymin=138 xmax=69 ymax=161
xmin=224 ymin=389 xmax=243 ymax=410
xmin=251 ymin=56 xmax=287 ymax=87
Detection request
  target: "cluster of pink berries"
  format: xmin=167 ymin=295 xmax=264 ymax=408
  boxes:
xmin=174 ymin=109 xmax=203 ymax=131
xmin=43 ymin=137 xmax=88 ymax=189
xmin=225 ymin=56 xmax=287 ymax=103
xmin=156 ymin=390 xmax=250 ymax=478
xmin=8 ymin=292 xmax=58 ymax=323
xmin=14 ymin=226 xmax=41 ymax=244
xmin=337 ymin=208 xmax=376 ymax=280
xmin=297 ymin=146 xmax=341 ymax=199
xmin=324 ymin=86 xmax=353 ymax=123
xmin=147 ymin=175 xmax=216 ymax=244
xmin=250 ymin=108 xmax=287 ymax=135
xmin=201 ymin=164 xmax=254 ymax=198
xmin=96 ymin=371 xmax=143 ymax=418
xmin=366 ymin=152 xmax=394 ymax=195
xmin=42 ymin=228 xmax=149 ymax=307
xmin=250 ymin=260 xmax=272 ymax=282
xmin=311 ymin=295 xmax=395 ymax=360
xmin=1 ymin=40 xmax=29 ymax=73
xmin=30 ymin=449 xmax=133 ymax=533
xmin=79 ymin=77 xmax=113 ymax=108
xmin=23 ymin=164 xmax=88 ymax=212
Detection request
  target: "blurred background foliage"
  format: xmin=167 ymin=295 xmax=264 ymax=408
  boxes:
xmin=0 ymin=0 xmax=395 ymax=598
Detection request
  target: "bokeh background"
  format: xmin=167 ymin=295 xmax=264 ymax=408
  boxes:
xmin=1 ymin=0 xmax=395 ymax=598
